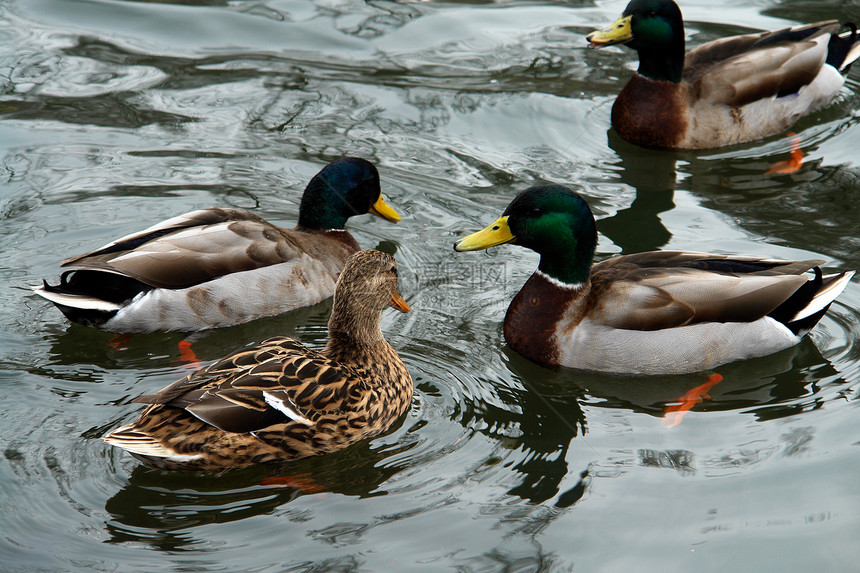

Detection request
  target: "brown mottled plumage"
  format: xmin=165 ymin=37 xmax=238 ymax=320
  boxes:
xmin=103 ymin=250 xmax=413 ymax=470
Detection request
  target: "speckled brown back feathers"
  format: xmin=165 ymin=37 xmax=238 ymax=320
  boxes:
xmin=104 ymin=250 xmax=412 ymax=471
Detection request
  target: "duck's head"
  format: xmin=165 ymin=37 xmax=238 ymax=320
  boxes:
xmin=454 ymin=185 xmax=598 ymax=285
xmin=586 ymin=0 xmax=685 ymax=83
xmin=298 ymin=157 xmax=401 ymax=230
xmin=328 ymin=249 xmax=410 ymax=342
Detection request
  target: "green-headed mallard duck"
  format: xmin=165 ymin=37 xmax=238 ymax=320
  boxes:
xmin=454 ymin=185 xmax=853 ymax=375
xmin=103 ymin=249 xmax=412 ymax=470
xmin=34 ymin=157 xmax=401 ymax=333
xmin=586 ymin=0 xmax=860 ymax=149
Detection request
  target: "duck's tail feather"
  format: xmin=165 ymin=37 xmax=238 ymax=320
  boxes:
xmin=828 ymin=23 xmax=860 ymax=73
xmin=104 ymin=425 xmax=202 ymax=464
xmin=769 ymin=268 xmax=854 ymax=336
xmin=38 ymin=269 xmax=150 ymax=305
xmin=33 ymin=282 xmax=123 ymax=311
xmin=33 ymin=281 xmax=121 ymax=328
xmin=33 ymin=269 xmax=154 ymax=328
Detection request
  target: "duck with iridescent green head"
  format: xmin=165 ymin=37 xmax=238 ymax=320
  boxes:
xmin=34 ymin=157 xmax=401 ymax=333
xmin=586 ymin=0 xmax=860 ymax=149
xmin=455 ymin=185 xmax=853 ymax=375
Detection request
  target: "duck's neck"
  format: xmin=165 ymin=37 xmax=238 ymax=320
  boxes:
xmin=298 ymin=184 xmax=352 ymax=231
xmin=537 ymin=253 xmax=592 ymax=286
xmin=294 ymin=226 xmax=361 ymax=252
xmin=324 ymin=307 xmax=385 ymax=356
xmin=533 ymin=230 xmax=595 ymax=286
xmin=634 ymin=34 xmax=685 ymax=83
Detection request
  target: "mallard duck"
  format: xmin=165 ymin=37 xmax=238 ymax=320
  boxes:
xmin=586 ymin=0 xmax=860 ymax=149
xmin=454 ymin=185 xmax=853 ymax=375
xmin=103 ymin=249 xmax=412 ymax=471
xmin=33 ymin=157 xmax=401 ymax=333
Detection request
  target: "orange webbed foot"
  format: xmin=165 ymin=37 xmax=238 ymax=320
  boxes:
xmin=662 ymin=373 xmax=724 ymax=428
xmin=107 ymin=334 xmax=133 ymax=350
xmin=260 ymin=472 xmax=326 ymax=493
xmin=177 ymin=340 xmax=200 ymax=369
xmin=766 ymin=133 xmax=804 ymax=175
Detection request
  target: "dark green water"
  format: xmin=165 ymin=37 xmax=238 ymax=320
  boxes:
xmin=2 ymin=0 xmax=860 ymax=570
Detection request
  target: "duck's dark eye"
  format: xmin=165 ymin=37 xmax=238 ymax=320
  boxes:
xmin=531 ymin=207 xmax=542 ymax=216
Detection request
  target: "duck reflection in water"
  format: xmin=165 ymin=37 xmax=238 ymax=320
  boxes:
xmin=597 ymin=131 xmax=677 ymax=255
xmin=494 ymin=335 xmax=841 ymax=489
xmin=103 ymin=436 xmax=415 ymax=550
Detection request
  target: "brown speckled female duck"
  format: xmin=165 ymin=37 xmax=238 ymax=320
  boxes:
xmin=34 ymin=157 xmax=401 ymax=332
xmin=454 ymin=185 xmax=853 ymax=375
xmin=103 ymin=250 xmax=412 ymax=470
xmin=587 ymin=0 xmax=860 ymax=149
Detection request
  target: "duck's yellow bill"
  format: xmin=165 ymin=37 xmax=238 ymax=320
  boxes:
xmin=388 ymin=291 xmax=411 ymax=312
xmin=586 ymin=15 xmax=633 ymax=47
xmin=369 ymin=195 xmax=401 ymax=223
xmin=453 ymin=216 xmax=515 ymax=252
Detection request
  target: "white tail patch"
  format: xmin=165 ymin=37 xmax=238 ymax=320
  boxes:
xmin=32 ymin=285 xmax=122 ymax=311
xmin=263 ymin=391 xmax=311 ymax=424
xmin=838 ymin=29 xmax=860 ymax=72
xmin=103 ymin=428 xmax=202 ymax=462
xmin=791 ymin=271 xmax=854 ymax=322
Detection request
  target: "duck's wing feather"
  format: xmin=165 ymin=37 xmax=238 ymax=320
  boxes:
xmin=684 ymin=21 xmax=839 ymax=107
xmin=589 ymin=252 xmax=821 ymax=331
xmin=60 ymin=208 xmax=306 ymax=289
xmin=133 ymin=336 xmax=357 ymax=433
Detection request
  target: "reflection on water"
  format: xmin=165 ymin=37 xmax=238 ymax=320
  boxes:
xmin=104 ymin=438 xmax=414 ymax=550
xmin=595 ymin=131 xmax=679 ymax=253
xmin=687 ymin=155 xmax=860 ymax=270
xmin=463 ymin=352 xmax=588 ymax=505
xmin=41 ymin=299 xmax=333 ymax=370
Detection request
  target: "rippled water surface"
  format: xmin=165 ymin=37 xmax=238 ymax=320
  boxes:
xmin=2 ymin=0 xmax=860 ymax=570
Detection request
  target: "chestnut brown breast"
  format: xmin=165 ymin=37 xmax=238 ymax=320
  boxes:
xmin=504 ymin=273 xmax=577 ymax=366
xmin=611 ymin=75 xmax=689 ymax=150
